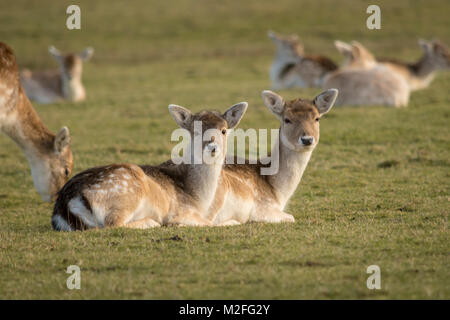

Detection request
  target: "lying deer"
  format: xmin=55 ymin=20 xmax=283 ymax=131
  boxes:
xmin=52 ymin=102 xmax=248 ymax=231
xmin=206 ymin=89 xmax=338 ymax=225
xmin=323 ymin=41 xmax=409 ymax=107
xmin=268 ymin=31 xmax=338 ymax=89
xmin=335 ymin=39 xmax=450 ymax=91
xmin=0 ymin=42 xmax=73 ymax=202
xmin=20 ymin=46 xmax=94 ymax=104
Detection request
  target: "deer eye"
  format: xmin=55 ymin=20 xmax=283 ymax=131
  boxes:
xmin=64 ymin=168 xmax=70 ymax=176
xmin=315 ymin=118 xmax=320 ymax=122
xmin=284 ymin=118 xmax=291 ymax=124
xmin=221 ymin=129 xmax=226 ymax=135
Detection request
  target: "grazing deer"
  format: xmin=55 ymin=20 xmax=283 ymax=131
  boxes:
xmin=0 ymin=42 xmax=73 ymax=202
xmin=52 ymin=102 xmax=248 ymax=231
xmin=268 ymin=31 xmax=338 ymax=89
xmin=335 ymin=39 xmax=450 ymax=91
xmin=206 ymin=89 xmax=338 ymax=226
xmin=20 ymin=46 xmax=94 ymax=103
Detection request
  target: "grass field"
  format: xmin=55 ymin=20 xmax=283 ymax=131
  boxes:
xmin=0 ymin=0 xmax=449 ymax=299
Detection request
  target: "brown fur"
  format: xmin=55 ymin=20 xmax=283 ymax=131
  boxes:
xmin=0 ymin=42 xmax=73 ymax=202
xmin=52 ymin=104 xmax=248 ymax=231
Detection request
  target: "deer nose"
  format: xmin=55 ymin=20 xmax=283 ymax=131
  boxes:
xmin=300 ymin=136 xmax=314 ymax=146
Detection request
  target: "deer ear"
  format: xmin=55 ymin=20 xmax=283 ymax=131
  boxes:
xmin=313 ymin=89 xmax=338 ymax=115
xmin=334 ymin=40 xmax=353 ymax=56
xmin=49 ymin=46 xmax=62 ymax=61
xmin=54 ymin=127 xmax=71 ymax=153
xmin=262 ymin=90 xmax=285 ymax=119
xmin=168 ymin=104 xmax=192 ymax=129
xmin=79 ymin=47 xmax=94 ymax=61
xmin=223 ymin=102 xmax=248 ymax=129
xmin=351 ymin=41 xmax=375 ymax=61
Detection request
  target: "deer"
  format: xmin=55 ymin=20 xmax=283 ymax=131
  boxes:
xmin=0 ymin=42 xmax=73 ymax=202
xmin=268 ymin=30 xmax=338 ymax=89
xmin=51 ymin=102 xmax=248 ymax=231
xmin=202 ymin=89 xmax=338 ymax=226
xmin=322 ymin=41 xmax=409 ymax=107
xmin=322 ymin=66 xmax=409 ymax=107
xmin=334 ymin=39 xmax=450 ymax=91
xmin=20 ymin=46 xmax=94 ymax=104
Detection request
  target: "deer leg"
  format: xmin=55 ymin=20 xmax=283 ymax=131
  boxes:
xmin=215 ymin=219 xmax=241 ymax=226
xmin=251 ymin=209 xmax=295 ymax=223
xmin=170 ymin=212 xmax=212 ymax=227
xmin=124 ymin=217 xmax=161 ymax=229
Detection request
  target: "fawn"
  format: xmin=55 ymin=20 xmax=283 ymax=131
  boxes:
xmin=52 ymin=102 xmax=247 ymax=231
xmin=268 ymin=31 xmax=338 ymax=89
xmin=205 ymin=89 xmax=338 ymax=226
xmin=0 ymin=42 xmax=73 ymax=202
xmin=20 ymin=46 xmax=94 ymax=103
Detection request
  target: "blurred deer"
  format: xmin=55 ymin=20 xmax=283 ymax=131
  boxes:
xmin=335 ymin=39 xmax=450 ymax=91
xmin=20 ymin=46 xmax=94 ymax=103
xmin=268 ymin=30 xmax=338 ymax=89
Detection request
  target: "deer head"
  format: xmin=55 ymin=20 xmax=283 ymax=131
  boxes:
xmin=262 ymin=89 xmax=338 ymax=152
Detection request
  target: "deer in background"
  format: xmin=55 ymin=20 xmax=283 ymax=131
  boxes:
xmin=20 ymin=46 xmax=94 ymax=104
xmin=52 ymin=102 xmax=248 ymax=231
xmin=334 ymin=39 xmax=450 ymax=91
xmin=268 ymin=31 xmax=338 ymax=89
xmin=205 ymin=89 xmax=338 ymax=226
xmin=0 ymin=42 xmax=73 ymax=202
xmin=322 ymin=41 xmax=409 ymax=107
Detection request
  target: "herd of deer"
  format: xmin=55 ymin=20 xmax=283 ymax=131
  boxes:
xmin=0 ymin=32 xmax=448 ymax=231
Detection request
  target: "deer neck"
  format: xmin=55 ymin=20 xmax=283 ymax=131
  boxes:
xmin=408 ymin=54 xmax=437 ymax=89
xmin=271 ymin=52 xmax=301 ymax=81
xmin=183 ymin=143 xmax=223 ymax=212
xmin=61 ymin=74 xmax=85 ymax=101
xmin=268 ymin=131 xmax=313 ymax=209
xmin=1 ymin=87 xmax=54 ymax=176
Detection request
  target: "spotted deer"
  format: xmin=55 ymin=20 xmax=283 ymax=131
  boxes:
xmin=268 ymin=31 xmax=338 ymax=89
xmin=205 ymin=89 xmax=338 ymax=226
xmin=0 ymin=42 xmax=73 ymax=202
xmin=20 ymin=46 xmax=94 ymax=104
xmin=52 ymin=102 xmax=248 ymax=231
xmin=335 ymin=39 xmax=450 ymax=91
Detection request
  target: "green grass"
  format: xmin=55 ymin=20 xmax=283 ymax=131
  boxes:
xmin=0 ymin=0 xmax=449 ymax=299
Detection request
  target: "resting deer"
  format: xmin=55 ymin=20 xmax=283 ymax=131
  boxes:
xmin=268 ymin=31 xmax=338 ymax=89
xmin=335 ymin=39 xmax=450 ymax=91
xmin=51 ymin=102 xmax=248 ymax=231
xmin=323 ymin=41 xmax=409 ymax=107
xmin=20 ymin=46 xmax=94 ymax=104
xmin=205 ymin=89 xmax=338 ymax=226
xmin=0 ymin=42 xmax=73 ymax=202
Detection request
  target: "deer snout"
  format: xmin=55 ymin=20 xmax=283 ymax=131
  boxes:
xmin=299 ymin=136 xmax=314 ymax=146
xmin=207 ymin=142 xmax=219 ymax=155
